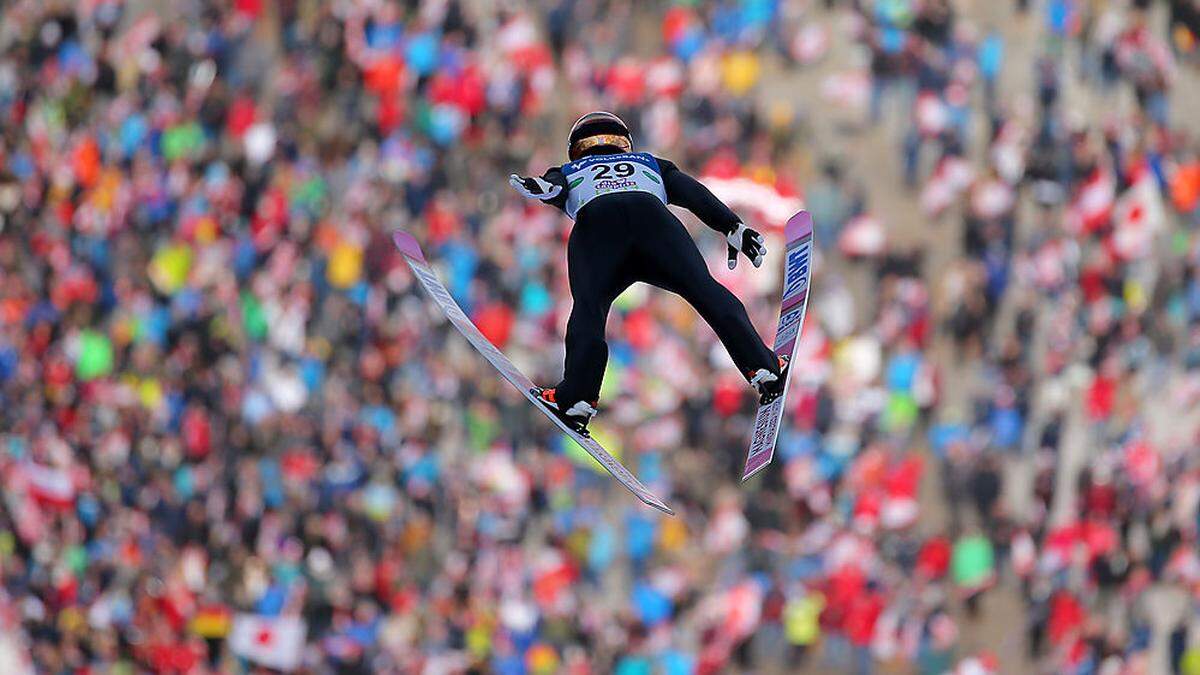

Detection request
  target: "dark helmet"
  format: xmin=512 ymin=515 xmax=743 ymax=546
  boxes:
xmin=568 ymin=111 xmax=632 ymax=161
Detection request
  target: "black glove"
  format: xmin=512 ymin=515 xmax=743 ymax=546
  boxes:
xmin=726 ymin=222 xmax=767 ymax=269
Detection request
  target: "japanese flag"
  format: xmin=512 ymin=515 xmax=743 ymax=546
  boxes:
xmin=229 ymin=614 xmax=306 ymax=672
xmin=1112 ymin=174 xmax=1165 ymax=260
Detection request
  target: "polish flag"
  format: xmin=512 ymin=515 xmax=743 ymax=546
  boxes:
xmin=791 ymin=24 xmax=830 ymax=64
xmin=22 ymin=463 xmax=76 ymax=510
xmin=228 ymin=615 xmax=306 ymax=672
xmin=700 ymin=175 xmax=804 ymax=228
xmin=990 ymin=121 xmax=1027 ymax=184
xmin=921 ymin=156 xmax=975 ymax=217
xmin=720 ymin=581 xmax=763 ymax=639
xmin=915 ymin=92 xmax=949 ymax=137
xmin=1065 ymin=167 xmax=1115 ymax=235
xmin=646 ymin=56 xmax=685 ymax=99
xmin=1122 ymin=439 xmax=1161 ymax=487
xmin=839 ymin=214 xmax=886 ymax=257
xmin=821 ymin=71 xmax=870 ymax=111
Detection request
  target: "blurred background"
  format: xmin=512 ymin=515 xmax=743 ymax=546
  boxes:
xmin=1 ymin=0 xmax=1200 ymax=673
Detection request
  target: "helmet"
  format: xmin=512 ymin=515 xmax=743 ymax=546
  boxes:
xmin=568 ymin=111 xmax=632 ymax=161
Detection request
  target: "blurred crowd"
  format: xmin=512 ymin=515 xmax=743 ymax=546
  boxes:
xmin=0 ymin=0 xmax=1199 ymax=674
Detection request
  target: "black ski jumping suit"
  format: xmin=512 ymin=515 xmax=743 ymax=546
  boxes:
xmin=530 ymin=151 xmax=778 ymax=408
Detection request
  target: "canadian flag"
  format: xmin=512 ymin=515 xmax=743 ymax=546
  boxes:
xmin=228 ymin=614 xmax=306 ymax=672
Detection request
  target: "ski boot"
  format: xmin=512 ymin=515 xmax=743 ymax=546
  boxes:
xmin=530 ymin=387 xmax=598 ymax=436
xmin=747 ymin=355 xmax=791 ymax=405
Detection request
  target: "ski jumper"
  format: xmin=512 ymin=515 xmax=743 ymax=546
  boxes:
xmin=535 ymin=151 xmax=778 ymax=407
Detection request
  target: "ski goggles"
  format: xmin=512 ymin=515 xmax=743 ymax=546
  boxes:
xmin=569 ymin=134 xmax=632 ymax=160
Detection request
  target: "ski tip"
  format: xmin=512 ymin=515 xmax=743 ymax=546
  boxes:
xmin=785 ymin=210 xmax=813 ymax=243
xmin=392 ymin=230 xmax=427 ymax=263
xmin=645 ymin=498 xmax=676 ymax=516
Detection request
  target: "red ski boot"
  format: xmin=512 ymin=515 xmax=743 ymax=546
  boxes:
xmin=747 ymin=355 xmax=791 ymax=405
xmin=530 ymin=387 xmax=598 ymax=436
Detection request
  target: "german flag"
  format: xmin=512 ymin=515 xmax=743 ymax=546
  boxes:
xmin=190 ymin=605 xmax=232 ymax=639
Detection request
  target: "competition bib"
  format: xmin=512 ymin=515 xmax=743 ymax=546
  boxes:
xmin=561 ymin=152 xmax=668 ymax=219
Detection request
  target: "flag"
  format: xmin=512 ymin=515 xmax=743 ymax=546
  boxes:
xmin=1111 ymin=172 xmax=1165 ymax=260
xmin=229 ymin=614 xmax=306 ymax=672
xmin=700 ymin=175 xmax=803 ymax=228
xmin=791 ymin=24 xmax=830 ymax=64
xmin=839 ymin=214 xmax=886 ymax=258
xmin=720 ymin=581 xmax=763 ymax=639
xmin=821 ymin=71 xmax=870 ymax=111
xmin=191 ymin=606 xmax=232 ymax=639
xmin=921 ymin=156 xmax=975 ymax=216
xmin=23 ymin=463 xmax=76 ymax=510
xmin=0 ymin=593 xmax=32 ymax=675
xmin=951 ymin=535 xmax=996 ymax=590
xmin=914 ymin=93 xmax=948 ymax=137
xmin=1064 ymin=167 xmax=1115 ymax=234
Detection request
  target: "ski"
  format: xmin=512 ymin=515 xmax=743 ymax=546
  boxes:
xmin=742 ymin=211 xmax=814 ymax=481
xmin=393 ymin=230 xmax=675 ymax=515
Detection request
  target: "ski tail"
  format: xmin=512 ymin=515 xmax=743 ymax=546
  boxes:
xmin=742 ymin=211 xmax=814 ymax=481
xmin=393 ymin=230 xmax=674 ymax=515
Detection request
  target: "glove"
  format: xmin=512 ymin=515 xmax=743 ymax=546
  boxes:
xmin=509 ymin=174 xmax=562 ymax=201
xmin=726 ymin=222 xmax=767 ymax=269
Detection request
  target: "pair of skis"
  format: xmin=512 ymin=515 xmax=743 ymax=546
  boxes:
xmin=393 ymin=210 xmax=813 ymax=514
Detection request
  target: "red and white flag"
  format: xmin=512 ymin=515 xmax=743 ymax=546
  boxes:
xmin=839 ymin=214 xmax=886 ymax=257
xmin=645 ymin=56 xmax=685 ymax=99
xmin=821 ymin=71 xmax=870 ymax=111
xmin=228 ymin=614 xmax=306 ymax=672
xmin=915 ymin=93 xmax=949 ymax=137
xmin=791 ymin=24 xmax=830 ymax=64
xmin=1111 ymin=173 xmax=1165 ymax=260
xmin=720 ymin=581 xmax=763 ymax=639
xmin=21 ymin=463 xmax=76 ymax=510
xmin=921 ymin=156 xmax=975 ymax=216
xmin=1065 ymin=167 xmax=1115 ymax=235
xmin=700 ymin=176 xmax=803 ymax=228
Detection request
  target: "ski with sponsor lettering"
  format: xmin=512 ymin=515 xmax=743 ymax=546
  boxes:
xmin=393 ymin=230 xmax=674 ymax=515
xmin=742 ymin=211 xmax=814 ymax=481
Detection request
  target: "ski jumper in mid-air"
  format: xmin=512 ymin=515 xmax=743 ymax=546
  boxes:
xmin=509 ymin=111 xmax=789 ymax=435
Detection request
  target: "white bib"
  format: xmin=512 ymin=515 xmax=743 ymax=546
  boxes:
xmin=561 ymin=152 xmax=668 ymax=219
